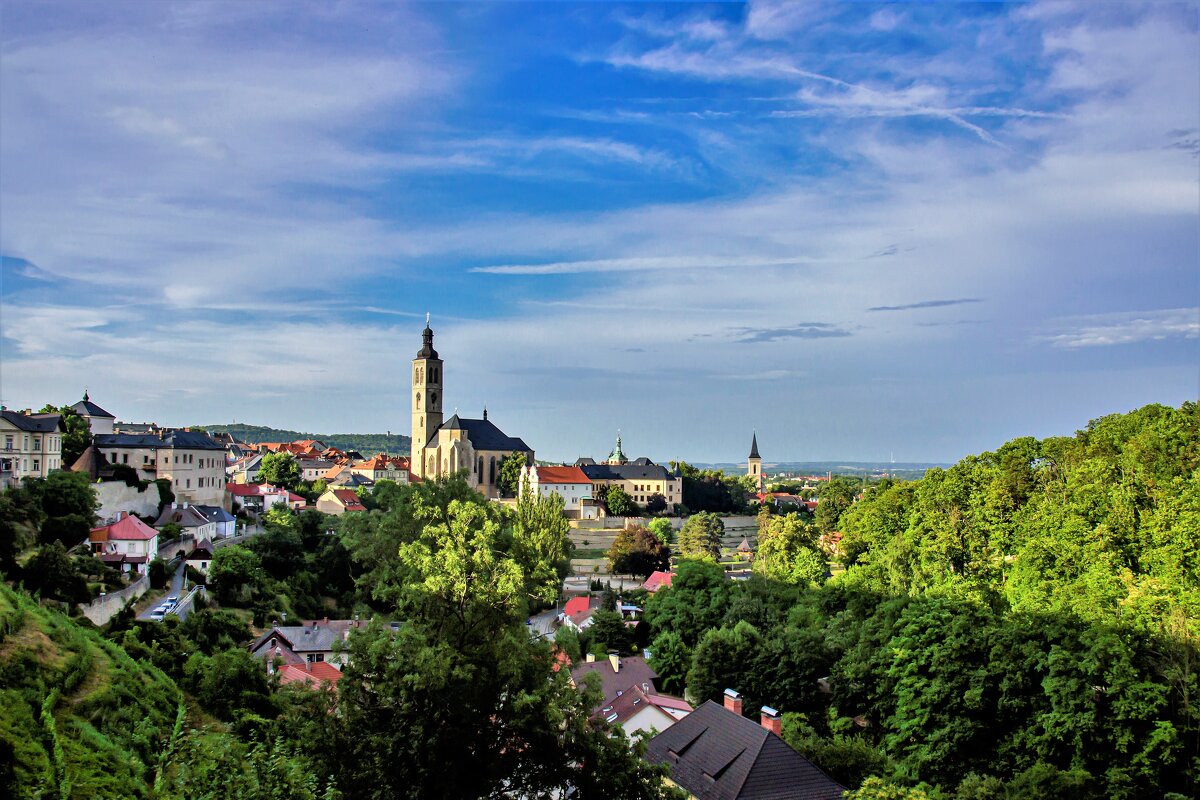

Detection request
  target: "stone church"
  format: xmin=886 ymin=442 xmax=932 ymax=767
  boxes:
xmin=410 ymin=318 xmax=533 ymax=498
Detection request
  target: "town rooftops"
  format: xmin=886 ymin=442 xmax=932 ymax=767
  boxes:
xmin=154 ymin=504 xmax=210 ymax=529
xmin=563 ymin=596 xmax=598 ymax=617
xmin=0 ymin=409 xmax=65 ymax=433
xmin=194 ymin=505 xmax=235 ymax=524
xmin=95 ymin=429 xmax=225 ymax=451
xmin=534 ymin=466 xmax=591 ymax=485
xmin=570 ymin=655 xmax=659 ymax=706
xmin=71 ymin=391 xmax=115 ymax=419
xmin=434 ymin=414 xmax=532 ymax=453
xmin=250 ymin=619 xmax=361 ymax=656
xmin=187 ymin=544 xmax=214 ymax=560
xmin=601 ymin=683 xmax=692 ymax=727
xmin=645 ymin=700 xmax=846 ymax=800
xmin=90 ymin=513 xmax=158 ymax=542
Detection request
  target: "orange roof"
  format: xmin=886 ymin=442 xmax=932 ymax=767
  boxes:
xmin=535 ymin=466 xmax=591 ymax=484
xmin=277 ymin=662 xmax=343 ymax=688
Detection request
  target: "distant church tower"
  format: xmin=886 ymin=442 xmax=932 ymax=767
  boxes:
xmin=747 ymin=432 xmax=763 ymax=493
xmin=606 ymin=432 xmax=628 ymax=466
xmin=411 ymin=315 xmax=443 ymax=479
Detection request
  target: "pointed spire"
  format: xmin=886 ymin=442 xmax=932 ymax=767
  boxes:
xmin=483 ymin=405 xmax=488 ymax=421
xmin=749 ymin=432 xmax=760 ymax=460
xmin=83 ymin=388 xmax=90 ymax=402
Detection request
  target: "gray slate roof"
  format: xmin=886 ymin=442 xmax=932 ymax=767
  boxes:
xmin=71 ymin=394 xmax=115 ymax=419
xmin=644 ymin=701 xmax=845 ymax=800
xmin=579 ymin=463 xmax=679 ymax=481
xmin=194 ymin=504 xmax=235 ymax=524
xmin=95 ymin=429 xmax=225 ymax=451
xmin=434 ymin=415 xmax=532 ymax=453
xmin=1 ymin=410 xmax=65 ymax=433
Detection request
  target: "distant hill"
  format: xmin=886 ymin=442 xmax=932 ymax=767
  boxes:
xmin=695 ymin=461 xmax=949 ymax=481
xmin=199 ymin=423 xmax=411 ymax=456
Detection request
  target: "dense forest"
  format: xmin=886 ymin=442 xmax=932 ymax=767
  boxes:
xmin=198 ymin=423 xmax=410 ymax=455
xmin=641 ymin=402 xmax=1198 ymax=798
xmin=1 ymin=402 xmax=1194 ymax=798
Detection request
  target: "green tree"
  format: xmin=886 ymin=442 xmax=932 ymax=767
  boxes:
xmin=24 ymin=541 xmax=90 ymax=603
xmin=182 ymin=648 xmax=275 ymax=721
xmin=648 ymin=631 xmax=691 ymax=696
xmin=678 ymin=511 xmax=723 ymax=560
xmin=754 ymin=512 xmax=826 ymax=586
xmin=607 ymin=526 xmax=670 ymax=578
xmin=497 ymin=452 xmax=527 ymax=498
xmin=643 ymin=559 xmax=731 ymax=647
xmin=510 ymin=489 xmax=573 ymax=605
xmin=644 ymin=493 xmax=668 ymax=515
xmin=258 ymin=452 xmax=301 ymax=490
xmin=589 ymin=608 xmax=634 ymax=655
xmin=814 ymin=477 xmax=856 ymax=535
xmin=303 ymin=474 xmax=675 ymax=799
xmin=207 ymin=545 xmax=263 ymax=605
xmin=648 ymin=518 xmax=673 ymax=547
xmin=148 ymin=558 xmax=170 ymax=590
xmin=604 ymin=485 xmax=636 ymax=516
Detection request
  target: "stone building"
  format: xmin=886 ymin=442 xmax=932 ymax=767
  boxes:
xmin=409 ymin=317 xmax=533 ymax=498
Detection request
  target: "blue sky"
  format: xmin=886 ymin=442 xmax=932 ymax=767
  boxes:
xmin=1 ymin=0 xmax=1196 ymax=464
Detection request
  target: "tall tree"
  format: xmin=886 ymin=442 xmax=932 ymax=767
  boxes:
xmin=258 ymin=452 xmax=300 ymax=490
xmin=497 ymin=452 xmax=527 ymax=498
xmin=678 ymin=511 xmax=723 ymax=560
xmin=607 ymin=526 xmax=670 ymax=578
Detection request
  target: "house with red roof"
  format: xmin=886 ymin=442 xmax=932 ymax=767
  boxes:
xmin=277 ymin=661 xmax=343 ymax=689
xmin=351 ymin=454 xmax=412 ymax=484
xmin=225 ymin=482 xmax=300 ymax=514
xmin=518 ymin=464 xmax=599 ymax=519
xmin=315 ymin=488 xmax=368 ymax=516
xmin=561 ymin=595 xmax=602 ymax=632
xmin=641 ymin=571 xmax=674 ymax=593
xmin=88 ymin=512 xmax=159 ymax=574
xmin=599 ymin=683 xmax=692 ymax=737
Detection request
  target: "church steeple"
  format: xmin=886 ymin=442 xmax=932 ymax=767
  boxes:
xmin=411 ymin=314 xmax=444 ymax=479
xmin=747 ymin=431 xmax=763 ymax=493
xmin=607 ymin=432 xmax=628 ymax=465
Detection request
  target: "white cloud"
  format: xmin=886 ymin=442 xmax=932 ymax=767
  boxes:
xmin=1039 ymin=308 xmax=1200 ymax=348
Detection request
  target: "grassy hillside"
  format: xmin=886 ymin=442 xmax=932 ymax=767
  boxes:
xmin=199 ymin=423 xmax=410 ymax=456
xmin=0 ymin=585 xmax=182 ymax=799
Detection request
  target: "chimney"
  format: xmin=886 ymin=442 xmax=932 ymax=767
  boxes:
xmin=586 ymin=652 xmax=596 ymax=663
xmin=608 ymin=652 xmax=620 ymax=673
xmin=760 ymin=706 xmax=782 ymax=735
xmin=723 ymin=688 xmax=743 ymax=716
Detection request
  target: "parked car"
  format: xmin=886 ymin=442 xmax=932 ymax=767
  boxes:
xmin=149 ymin=608 xmax=166 ymax=621
xmin=166 ymin=595 xmax=179 ymax=604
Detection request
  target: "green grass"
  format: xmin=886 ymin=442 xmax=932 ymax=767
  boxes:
xmin=571 ymin=549 xmax=608 ymax=559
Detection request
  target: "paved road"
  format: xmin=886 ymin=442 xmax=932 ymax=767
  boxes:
xmin=528 ymin=608 xmax=558 ymax=640
xmin=137 ymin=558 xmax=191 ymax=622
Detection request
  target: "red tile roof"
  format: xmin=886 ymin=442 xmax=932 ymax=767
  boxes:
xmin=332 ymin=489 xmax=366 ymax=511
xmin=277 ymin=662 xmax=343 ymax=688
xmin=90 ymin=514 xmax=158 ymax=542
xmin=642 ymin=571 xmax=674 ymax=592
xmin=535 ymin=466 xmax=591 ymax=485
xmin=563 ymin=596 xmax=597 ymax=616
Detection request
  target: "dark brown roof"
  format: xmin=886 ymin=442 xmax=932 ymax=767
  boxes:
xmin=570 ymin=655 xmax=658 ymax=706
xmin=644 ymin=700 xmax=845 ymax=800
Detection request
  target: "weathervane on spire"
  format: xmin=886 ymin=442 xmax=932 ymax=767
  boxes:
xmin=426 ymin=312 xmax=430 ymax=326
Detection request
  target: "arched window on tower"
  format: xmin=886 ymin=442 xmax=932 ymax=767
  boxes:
xmin=431 ymin=393 xmax=438 ymax=409
xmin=477 ymin=456 xmax=484 ymax=483
xmin=415 ymin=393 xmax=421 ymax=410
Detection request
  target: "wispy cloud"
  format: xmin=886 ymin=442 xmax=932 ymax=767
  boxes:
xmin=1039 ymin=308 xmax=1199 ymax=349
xmin=869 ymin=298 xmax=983 ymax=312
xmin=728 ymin=322 xmax=852 ymax=344
xmin=471 ymin=255 xmax=814 ymax=275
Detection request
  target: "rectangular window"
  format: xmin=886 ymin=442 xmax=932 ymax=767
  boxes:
xmin=4 ymin=435 xmax=12 ymax=450
xmin=123 ymin=454 xmax=129 ymax=464
xmin=186 ymin=479 xmax=191 ymax=488
xmin=32 ymin=460 xmax=39 ymax=471
xmin=33 ymin=437 xmax=40 ymax=449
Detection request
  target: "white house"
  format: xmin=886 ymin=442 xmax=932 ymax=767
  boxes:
xmin=88 ymin=512 xmax=159 ymax=574
xmin=518 ymin=465 xmax=599 ymax=519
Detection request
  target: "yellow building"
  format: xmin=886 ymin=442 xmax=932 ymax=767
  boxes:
xmin=0 ymin=408 xmax=66 ymax=487
xmin=575 ymin=435 xmax=683 ymax=511
xmin=409 ymin=317 xmax=533 ymax=498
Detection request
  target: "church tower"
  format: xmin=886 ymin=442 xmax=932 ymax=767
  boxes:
xmin=747 ymin=432 xmax=763 ymax=494
xmin=411 ymin=315 xmax=444 ymax=479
